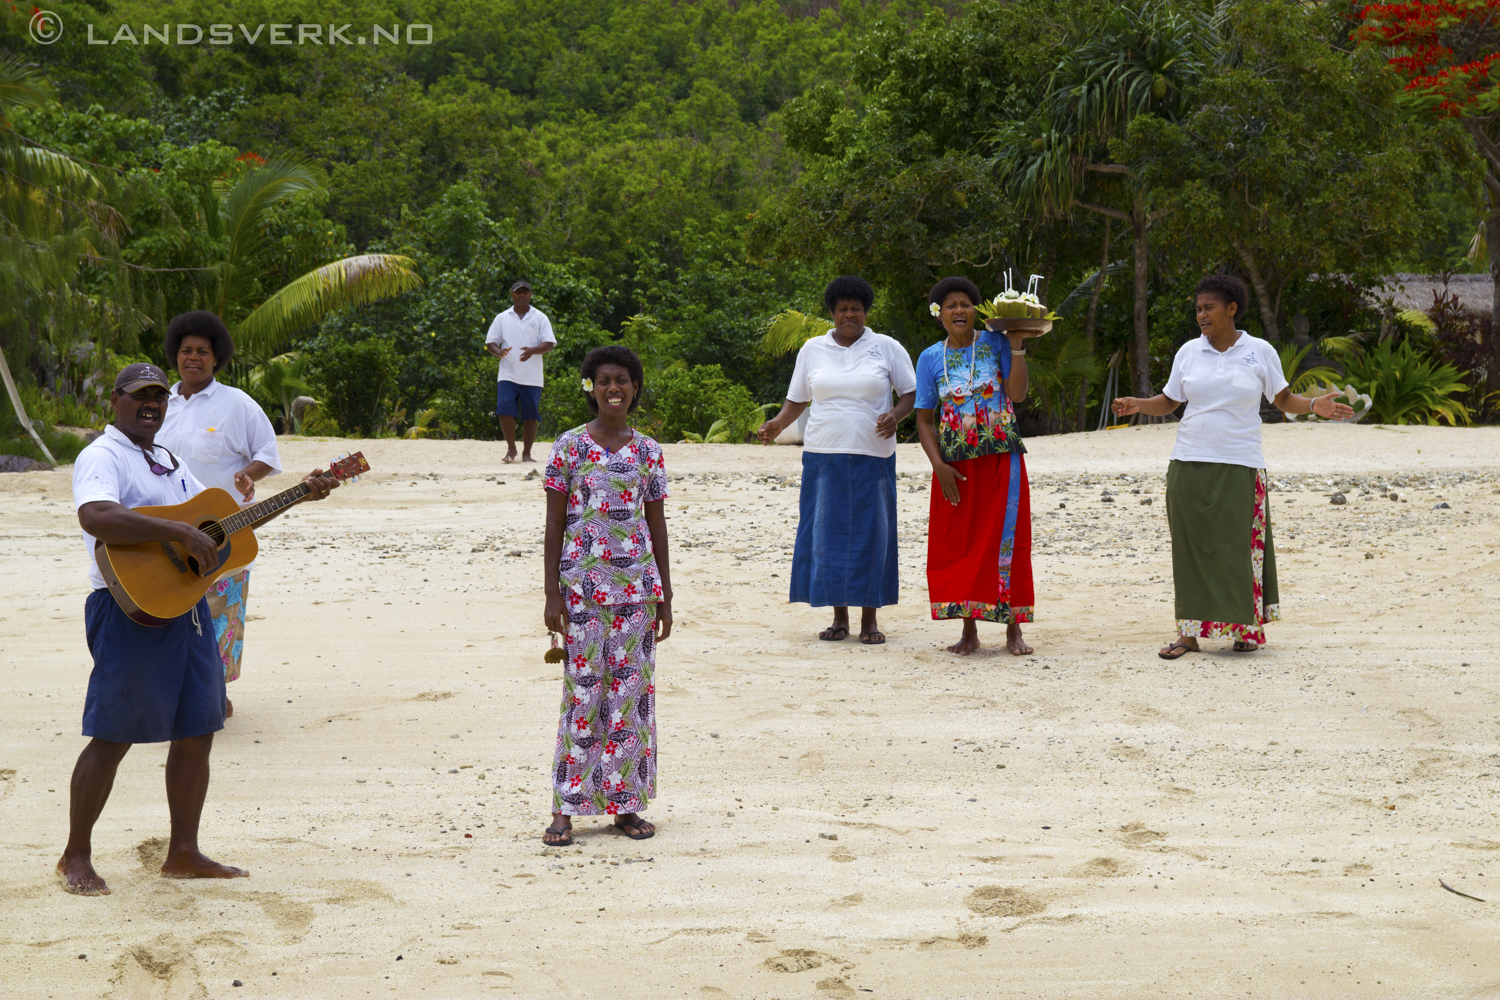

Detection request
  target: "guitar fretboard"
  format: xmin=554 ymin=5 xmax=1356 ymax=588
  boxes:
xmin=216 ymin=482 xmax=315 ymax=536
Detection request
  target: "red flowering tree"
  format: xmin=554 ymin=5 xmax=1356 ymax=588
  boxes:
xmin=1356 ymin=1 xmax=1500 ymax=342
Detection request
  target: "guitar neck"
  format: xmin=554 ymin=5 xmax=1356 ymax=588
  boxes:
xmin=222 ymin=481 xmax=317 ymax=535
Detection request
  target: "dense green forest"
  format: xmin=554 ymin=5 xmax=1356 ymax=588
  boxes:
xmin=2 ymin=0 xmax=1496 ymax=459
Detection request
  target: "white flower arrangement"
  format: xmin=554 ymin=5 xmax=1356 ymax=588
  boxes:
xmin=581 ymin=378 xmax=594 ymax=392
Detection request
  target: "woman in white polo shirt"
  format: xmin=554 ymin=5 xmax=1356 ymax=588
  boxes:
xmin=156 ymin=311 xmax=283 ymax=714
xmin=1112 ymin=274 xmax=1352 ymax=659
xmin=758 ymin=276 xmax=917 ymax=645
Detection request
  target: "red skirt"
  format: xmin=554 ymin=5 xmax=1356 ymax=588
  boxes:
xmin=926 ymin=450 xmax=1033 ymax=622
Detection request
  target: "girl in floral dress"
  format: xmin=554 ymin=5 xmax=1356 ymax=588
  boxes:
xmin=541 ymin=345 xmax=673 ymax=845
xmin=914 ymin=277 xmax=1045 ymax=657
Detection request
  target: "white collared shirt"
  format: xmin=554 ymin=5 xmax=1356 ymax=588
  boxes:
xmin=156 ymin=378 xmax=282 ymax=503
xmin=1163 ymin=331 xmax=1288 ymax=469
xmin=786 ymin=327 xmax=918 ymax=458
xmin=484 ymin=306 xmax=556 ymax=386
xmin=73 ymin=424 xmax=206 ymax=591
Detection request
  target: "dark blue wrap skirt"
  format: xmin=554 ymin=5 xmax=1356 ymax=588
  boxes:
xmin=789 ymin=451 xmax=900 ymax=609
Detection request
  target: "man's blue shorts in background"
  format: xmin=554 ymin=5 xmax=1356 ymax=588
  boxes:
xmin=82 ymin=589 xmax=225 ymax=744
xmin=495 ymin=381 xmax=543 ymax=421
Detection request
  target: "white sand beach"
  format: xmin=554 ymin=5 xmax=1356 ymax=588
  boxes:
xmin=2 ymin=421 xmax=1499 ymax=999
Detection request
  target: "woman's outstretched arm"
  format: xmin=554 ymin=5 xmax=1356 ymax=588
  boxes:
xmin=543 ymin=487 xmax=569 ymax=635
xmin=643 ymin=499 xmax=673 ymax=641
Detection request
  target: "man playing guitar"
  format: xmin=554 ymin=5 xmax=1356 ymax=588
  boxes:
xmin=58 ymin=363 xmax=340 ymax=896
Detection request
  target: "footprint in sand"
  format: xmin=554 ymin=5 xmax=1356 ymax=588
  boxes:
xmin=1115 ymin=822 xmax=1165 ymax=847
xmin=763 ymin=948 xmax=836 ymax=973
xmin=0 ymin=768 xmax=15 ymax=801
xmin=816 ymin=977 xmax=858 ymax=998
xmin=918 ymin=933 xmax=988 ymax=950
xmin=964 ymin=886 xmax=1046 ymax=918
xmin=412 ymin=691 xmax=454 ymax=701
xmin=828 ymin=893 xmax=863 ymax=909
xmin=1067 ymin=857 xmax=1130 ymax=878
xmin=136 ymin=836 xmax=169 ymax=870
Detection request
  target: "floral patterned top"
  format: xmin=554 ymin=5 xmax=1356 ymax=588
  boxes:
xmin=914 ymin=330 xmax=1025 ymax=462
xmin=544 ymin=425 xmax=669 ymax=606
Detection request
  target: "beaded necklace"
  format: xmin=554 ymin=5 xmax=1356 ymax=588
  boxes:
xmin=941 ymin=333 xmax=980 ymax=399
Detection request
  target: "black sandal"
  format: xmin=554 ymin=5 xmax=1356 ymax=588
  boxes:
xmin=614 ymin=816 xmax=655 ymax=841
xmin=1158 ymin=641 xmax=1196 ymax=660
xmin=1232 ymin=640 xmax=1259 ymax=652
xmin=859 ymin=630 xmax=885 ymax=645
xmin=542 ymin=821 xmax=573 ymax=846
xmin=819 ymin=625 xmax=850 ymax=641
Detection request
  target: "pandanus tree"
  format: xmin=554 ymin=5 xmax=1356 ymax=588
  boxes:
xmin=991 ymin=3 xmax=1203 ymax=397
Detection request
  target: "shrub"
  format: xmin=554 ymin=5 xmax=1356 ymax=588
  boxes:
xmin=308 ymin=339 xmax=398 ymax=436
xmin=1427 ymin=288 xmax=1500 ymax=421
xmin=1340 ymin=339 xmax=1471 ymax=426
xmin=650 ymin=363 xmax=764 ymax=443
xmin=430 ymin=355 xmax=500 ymax=440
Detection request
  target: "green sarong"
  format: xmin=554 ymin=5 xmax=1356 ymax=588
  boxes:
xmin=1165 ymin=459 xmax=1279 ymax=644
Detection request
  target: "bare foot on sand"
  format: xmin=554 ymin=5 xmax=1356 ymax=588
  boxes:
xmin=56 ymin=855 xmax=110 ymax=896
xmin=947 ymin=620 xmax=981 ymax=656
xmin=502 ymin=452 xmax=517 ymax=464
xmin=1007 ymin=622 xmax=1033 ymax=656
xmin=521 ymin=454 xmax=537 ymax=463
xmin=160 ymin=849 xmax=248 ymax=880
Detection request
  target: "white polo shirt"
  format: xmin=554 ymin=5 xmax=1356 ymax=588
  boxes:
xmin=786 ymin=328 xmax=918 ymax=458
xmin=1163 ymin=331 xmax=1288 ymax=469
xmin=73 ymin=424 xmax=206 ymax=592
xmin=156 ymin=378 xmax=282 ymax=504
xmin=484 ymin=306 xmax=556 ymax=387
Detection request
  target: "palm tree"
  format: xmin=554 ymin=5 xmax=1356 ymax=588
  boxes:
xmin=0 ymin=53 xmax=141 ymax=465
xmin=192 ymin=155 xmax=423 ymax=362
xmin=992 ymin=3 xmax=1204 ymax=397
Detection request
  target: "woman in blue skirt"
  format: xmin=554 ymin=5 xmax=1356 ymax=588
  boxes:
xmin=758 ymin=276 xmax=917 ymax=644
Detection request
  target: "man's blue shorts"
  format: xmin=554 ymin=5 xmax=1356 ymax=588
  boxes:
xmin=82 ymin=589 xmax=225 ymax=744
xmin=495 ymin=381 xmax=542 ymax=421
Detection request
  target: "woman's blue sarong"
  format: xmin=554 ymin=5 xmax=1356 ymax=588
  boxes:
xmin=789 ymin=451 xmax=899 ymax=608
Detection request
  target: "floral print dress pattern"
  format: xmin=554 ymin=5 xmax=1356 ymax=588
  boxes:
xmin=927 ymin=333 xmax=1024 ymax=463
xmin=206 ymin=569 xmax=250 ymax=682
xmin=544 ymin=426 xmax=669 ymax=816
xmin=1176 ymin=469 xmax=1280 ymax=644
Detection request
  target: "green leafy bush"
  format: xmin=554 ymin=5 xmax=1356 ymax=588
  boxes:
xmin=1340 ymin=339 xmax=1471 ymax=426
xmin=308 ymin=339 xmax=398 ymax=436
xmin=429 ymin=356 xmax=500 ymax=441
xmin=650 ymin=364 xmax=764 ymax=443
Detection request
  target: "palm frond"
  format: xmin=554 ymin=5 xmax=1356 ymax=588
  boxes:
xmin=214 ymin=155 xmax=321 ymax=317
xmin=1055 ymin=260 xmax=1130 ymax=316
xmin=234 ymin=254 xmax=422 ymax=359
xmin=760 ymin=310 xmax=828 ymax=357
xmin=0 ymin=52 xmax=57 ymax=117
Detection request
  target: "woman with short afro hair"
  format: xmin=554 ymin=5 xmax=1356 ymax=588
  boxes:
xmin=1113 ymin=274 xmax=1353 ymax=658
xmin=759 ymin=276 xmax=917 ymax=644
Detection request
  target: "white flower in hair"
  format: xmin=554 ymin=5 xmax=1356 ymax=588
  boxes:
xmin=581 ymin=378 xmax=594 ymax=392
xmin=929 ymin=302 xmax=942 ymax=317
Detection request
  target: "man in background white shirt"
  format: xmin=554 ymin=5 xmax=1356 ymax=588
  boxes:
xmin=484 ymin=279 xmax=556 ymax=463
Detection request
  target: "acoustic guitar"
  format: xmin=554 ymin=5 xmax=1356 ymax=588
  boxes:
xmin=96 ymin=452 xmax=370 ymax=626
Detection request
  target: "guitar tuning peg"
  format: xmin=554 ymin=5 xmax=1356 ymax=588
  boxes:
xmin=352 ymin=475 xmax=360 ymax=484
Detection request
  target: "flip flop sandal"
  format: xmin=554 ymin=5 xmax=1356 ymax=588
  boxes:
xmin=615 ymin=820 xmax=655 ymax=841
xmin=819 ymin=626 xmax=850 ymax=641
xmin=1232 ymin=641 xmax=1259 ymax=652
xmin=1158 ymin=641 xmax=1196 ymax=661
xmin=859 ymin=630 xmax=886 ymax=645
xmin=542 ymin=823 xmax=573 ymax=846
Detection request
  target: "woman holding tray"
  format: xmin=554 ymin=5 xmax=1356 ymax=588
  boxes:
xmin=914 ymin=276 xmax=1042 ymax=656
xmin=1112 ymin=274 xmax=1352 ymax=659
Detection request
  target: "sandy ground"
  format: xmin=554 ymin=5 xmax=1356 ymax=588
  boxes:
xmin=2 ymin=421 xmax=1499 ymax=1000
